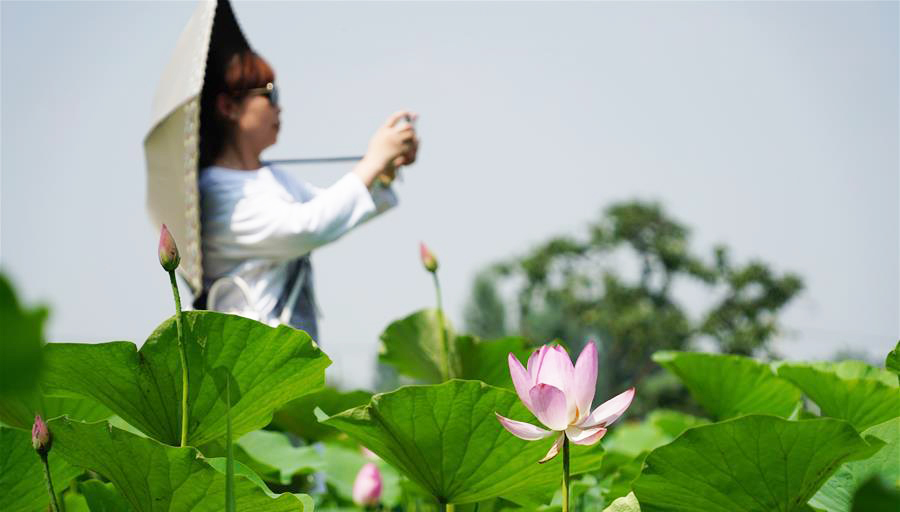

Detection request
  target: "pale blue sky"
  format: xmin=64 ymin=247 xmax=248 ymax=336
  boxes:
xmin=2 ymin=1 xmax=897 ymax=388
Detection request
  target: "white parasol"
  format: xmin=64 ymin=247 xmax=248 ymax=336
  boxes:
xmin=145 ymin=0 xmax=367 ymax=296
xmin=145 ymin=0 xmax=235 ymax=295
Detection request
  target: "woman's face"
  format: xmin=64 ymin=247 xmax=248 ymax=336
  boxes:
xmin=231 ymin=89 xmax=281 ymax=155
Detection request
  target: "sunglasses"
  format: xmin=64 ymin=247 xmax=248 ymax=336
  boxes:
xmin=237 ymin=82 xmax=279 ymax=107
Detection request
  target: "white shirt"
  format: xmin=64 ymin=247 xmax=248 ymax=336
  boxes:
xmin=198 ymin=165 xmax=397 ymax=330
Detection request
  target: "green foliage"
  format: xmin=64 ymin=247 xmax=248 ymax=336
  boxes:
xmin=0 ymin=426 xmax=83 ymax=512
xmin=850 ymin=476 xmax=900 ymax=512
xmin=379 ymin=309 xmax=531 ymax=388
xmin=322 ymin=380 xmax=605 ymax=505
xmin=41 ymin=311 xmax=330 ymax=446
xmin=0 ymin=274 xmax=47 ymax=396
xmin=320 ymin=441 xmax=403 ymax=508
xmin=603 ymin=409 xmax=708 ymax=458
xmin=886 ymin=340 xmax=900 ymax=381
xmin=380 ymin=309 xmax=453 ymax=382
xmin=0 ymin=393 xmax=112 ymax=431
xmin=777 ymin=361 xmax=900 ymax=431
xmin=235 ymin=430 xmax=324 ymax=485
xmin=463 ymin=200 xmax=803 ymax=409
xmin=632 ymin=415 xmax=881 ymax=512
xmin=463 ymin=270 xmax=508 ymax=340
xmin=604 ymin=492 xmax=641 ymax=512
xmin=48 ymin=418 xmax=308 ymax=511
xmin=809 ymin=418 xmax=900 ymax=512
xmin=272 ymin=387 xmax=372 ymax=442
xmin=455 ymin=335 xmax=532 ymax=389
xmin=653 ymin=351 xmax=802 ymax=419
xmin=78 ymin=480 xmax=132 ymax=512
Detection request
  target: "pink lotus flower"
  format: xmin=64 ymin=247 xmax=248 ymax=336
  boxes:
xmin=352 ymin=462 xmax=383 ymax=506
xmin=419 ymin=242 xmax=438 ymax=273
xmin=495 ymin=342 xmax=635 ymax=463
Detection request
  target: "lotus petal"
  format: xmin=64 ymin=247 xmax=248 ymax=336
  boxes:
xmin=538 ymin=433 xmax=565 ymax=463
xmin=572 ymin=341 xmax=598 ymax=422
xmin=509 ymin=353 xmax=534 ymax=411
xmin=495 ymin=413 xmax=555 ymax=441
xmin=529 ymin=384 xmax=569 ymax=431
xmin=582 ymin=387 xmax=635 ymax=429
xmin=566 ymin=424 xmax=607 ymax=446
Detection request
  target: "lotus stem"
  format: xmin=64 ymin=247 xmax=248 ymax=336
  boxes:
xmin=432 ymin=272 xmax=451 ymax=381
xmin=40 ymin=453 xmax=60 ymax=512
xmin=169 ymin=270 xmax=189 ymax=447
xmin=225 ymin=377 xmax=235 ymax=512
xmin=562 ymin=436 xmax=570 ymax=512
xmin=441 ymin=503 xmax=455 ymax=512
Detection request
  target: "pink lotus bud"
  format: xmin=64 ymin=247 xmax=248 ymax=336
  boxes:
xmin=158 ymin=224 xmax=180 ymax=272
xmin=32 ymin=415 xmax=51 ymax=456
xmin=352 ymin=462 xmax=382 ymax=506
xmin=419 ymin=242 xmax=438 ymax=273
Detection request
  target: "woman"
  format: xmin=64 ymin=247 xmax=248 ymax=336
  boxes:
xmin=196 ymin=49 xmax=418 ymax=341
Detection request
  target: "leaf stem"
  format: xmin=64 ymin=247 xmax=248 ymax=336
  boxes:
xmin=432 ymin=272 xmax=452 ymax=381
xmin=562 ymin=436 xmax=570 ymax=512
xmin=169 ymin=270 xmax=189 ymax=447
xmin=40 ymin=453 xmax=61 ymax=512
xmin=441 ymin=503 xmax=455 ymax=512
xmin=225 ymin=377 xmax=235 ymax=512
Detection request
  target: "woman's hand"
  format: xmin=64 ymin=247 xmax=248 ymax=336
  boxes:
xmin=353 ymin=111 xmax=419 ymax=187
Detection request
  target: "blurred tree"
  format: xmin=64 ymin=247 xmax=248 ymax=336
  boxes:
xmin=463 ymin=200 xmax=803 ymax=413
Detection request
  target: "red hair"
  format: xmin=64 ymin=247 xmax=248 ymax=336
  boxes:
xmin=223 ymin=51 xmax=275 ymax=93
xmin=199 ymin=50 xmax=276 ymax=169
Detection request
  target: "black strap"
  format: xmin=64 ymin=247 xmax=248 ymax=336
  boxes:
xmin=274 ymin=256 xmax=308 ymax=314
xmin=193 ymin=256 xmax=308 ymax=312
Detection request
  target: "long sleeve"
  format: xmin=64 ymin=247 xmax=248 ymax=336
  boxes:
xmin=201 ymin=170 xmax=397 ymax=263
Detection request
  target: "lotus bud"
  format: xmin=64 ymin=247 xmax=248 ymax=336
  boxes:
xmin=158 ymin=224 xmax=180 ymax=272
xmin=419 ymin=242 xmax=438 ymax=273
xmin=352 ymin=462 xmax=383 ymax=506
xmin=32 ymin=415 xmax=51 ymax=456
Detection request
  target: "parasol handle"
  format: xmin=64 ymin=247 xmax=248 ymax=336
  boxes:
xmin=263 ymin=155 xmax=401 ymax=186
xmin=263 ymin=156 xmax=364 ymax=165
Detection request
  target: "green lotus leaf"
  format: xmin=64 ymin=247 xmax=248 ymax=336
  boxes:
xmin=0 ymin=274 xmax=46 ymax=396
xmin=379 ymin=309 xmax=532 ymax=386
xmin=632 ymin=415 xmax=880 ymax=512
xmin=809 ymin=417 xmax=900 ymax=512
xmin=886 ymin=341 xmax=900 ymax=381
xmin=62 ymin=492 xmax=91 ymax=512
xmin=41 ymin=311 xmax=330 ymax=446
xmin=235 ymin=430 xmax=324 ymax=485
xmin=48 ymin=418 xmax=308 ymax=511
xmin=204 ymin=456 xmax=314 ymax=510
xmin=653 ymin=351 xmax=802 ymax=419
xmin=79 ymin=480 xmax=132 ymax=512
xmin=0 ymin=426 xmax=83 ymax=512
xmin=849 ymin=475 xmax=900 ymax=512
xmin=604 ymin=410 xmax=708 ymax=459
xmin=272 ymin=386 xmax=372 ymax=442
xmin=322 ymin=379 xmax=605 ymax=505
xmin=777 ymin=361 xmax=900 ymax=431
xmin=604 ymin=492 xmax=641 ymax=512
xmin=455 ymin=335 xmax=532 ymax=389
xmin=321 ymin=441 xmax=404 ymax=508
xmin=379 ymin=309 xmax=455 ymax=382
xmin=0 ymin=391 xmax=112 ymax=431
